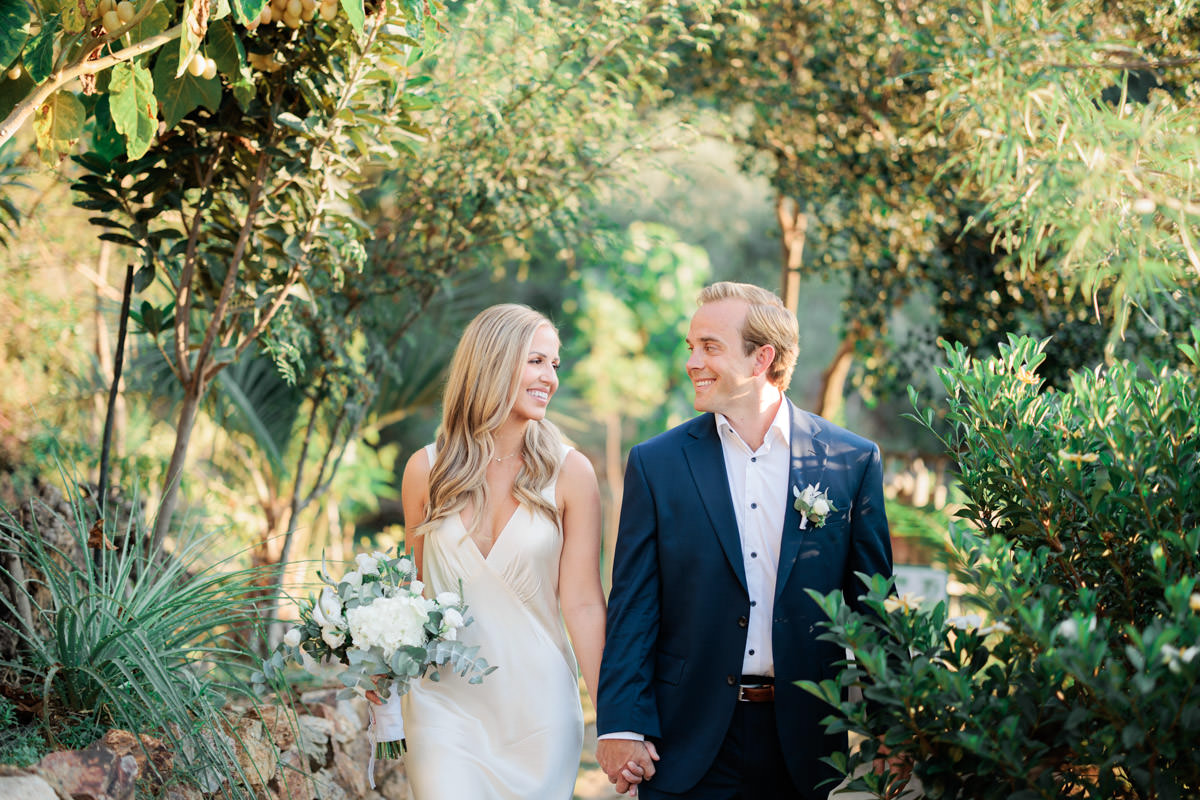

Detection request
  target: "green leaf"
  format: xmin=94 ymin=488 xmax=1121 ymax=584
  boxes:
xmin=229 ymin=0 xmax=267 ymax=24
xmin=206 ymin=18 xmax=244 ymax=76
xmin=108 ymin=61 xmax=157 ymax=159
xmin=33 ymin=89 xmax=84 ymax=163
xmin=339 ymin=0 xmax=364 ymax=32
xmin=128 ymin=2 xmax=172 ymax=43
xmin=23 ymin=13 xmax=59 ymax=84
xmin=87 ymin=94 xmax=126 ymax=163
xmin=152 ymin=47 xmax=221 ymax=130
xmin=0 ymin=0 xmax=30 ymax=72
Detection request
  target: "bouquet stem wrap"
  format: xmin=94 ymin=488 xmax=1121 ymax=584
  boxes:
xmin=367 ymin=688 xmax=406 ymax=788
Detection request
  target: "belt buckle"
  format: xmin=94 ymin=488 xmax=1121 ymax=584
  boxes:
xmin=737 ymin=683 xmax=762 ymax=702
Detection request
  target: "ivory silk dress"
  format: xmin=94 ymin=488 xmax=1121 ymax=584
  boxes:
xmin=401 ymin=443 xmax=583 ymax=799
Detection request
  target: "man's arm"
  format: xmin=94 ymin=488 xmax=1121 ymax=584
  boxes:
xmin=596 ymin=446 xmax=664 ymax=790
xmin=845 ymin=443 xmax=893 ymax=611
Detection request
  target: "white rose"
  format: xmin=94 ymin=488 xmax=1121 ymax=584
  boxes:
xmin=283 ymin=627 xmax=303 ymax=648
xmin=355 ymin=553 xmax=380 ymax=575
xmin=812 ymin=497 xmax=830 ymax=516
xmin=311 ymin=587 xmax=344 ymax=629
xmin=409 ymin=579 xmax=425 ymax=597
xmin=321 ymin=628 xmax=345 ymax=649
xmin=436 ymin=591 xmax=461 ymax=607
xmin=342 ymin=570 xmax=363 ymax=587
xmin=442 ymin=607 xmax=465 ymax=630
xmin=396 ymin=556 xmax=414 ymax=575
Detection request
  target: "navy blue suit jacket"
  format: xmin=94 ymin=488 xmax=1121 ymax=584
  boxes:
xmin=596 ymin=402 xmax=893 ymax=798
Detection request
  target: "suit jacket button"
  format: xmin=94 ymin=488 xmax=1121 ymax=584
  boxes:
xmin=737 ymin=616 xmax=749 ymax=628
xmin=727 ymin=674 xmax=737 ymax=686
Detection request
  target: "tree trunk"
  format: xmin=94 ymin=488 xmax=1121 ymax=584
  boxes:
xmin=776 ymin=195 xmax=807 ymax=312
xmin=816 ymin=327 xmax=859 ymax=423
xmin=602 ymin=410 xmax=622 ymax=589
xmin=151 ymin=388 xmax=202 ymax=549
xmin=98 ymin=263 xmax=134 ymax=519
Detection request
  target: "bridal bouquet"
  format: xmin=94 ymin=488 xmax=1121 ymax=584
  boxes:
xmin=261 ymin=549 xmax=494 ymax=764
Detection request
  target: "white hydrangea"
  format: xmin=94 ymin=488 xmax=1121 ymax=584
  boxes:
xmin=345 ymin=595 xmax=431 ymax=659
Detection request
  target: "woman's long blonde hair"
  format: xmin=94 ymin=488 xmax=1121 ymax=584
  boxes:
xmin=415 ymin=304 xmax=564 ymax=541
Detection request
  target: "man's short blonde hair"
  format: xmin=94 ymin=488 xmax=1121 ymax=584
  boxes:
xmin=698 ymin=281 xmax=799 ymax=390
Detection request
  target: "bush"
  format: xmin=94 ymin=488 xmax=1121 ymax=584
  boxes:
xmin=0 ymin=472 xmax=284 ymax=796
xmin=803 ymin=333 xmax=1200 ymax=799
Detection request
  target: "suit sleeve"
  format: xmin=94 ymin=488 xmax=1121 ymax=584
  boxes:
xmin=845 ymin=443 xmax=893 ymax=613
xmin=595 ymin=445 xmax=663 ymax=739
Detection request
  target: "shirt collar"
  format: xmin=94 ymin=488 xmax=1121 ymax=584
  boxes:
xmin=715 ymin=392 xmax=791 ymax=451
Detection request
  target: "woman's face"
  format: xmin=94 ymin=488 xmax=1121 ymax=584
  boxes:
xmin=510 ymin=324 xmax=560 ymax=422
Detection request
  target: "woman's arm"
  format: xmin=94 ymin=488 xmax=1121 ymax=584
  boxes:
xmin=557 ymin=448 xmax=606 ymax=704
xmin=401 ymin=447 xmax=432 ymax=580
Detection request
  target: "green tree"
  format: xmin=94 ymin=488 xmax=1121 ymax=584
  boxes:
xmin=672 ymin=0 xmax=1198 ymax=413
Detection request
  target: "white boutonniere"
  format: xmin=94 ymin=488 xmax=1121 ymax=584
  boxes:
xmin=792 ymin=483 xmax=836 ymax=530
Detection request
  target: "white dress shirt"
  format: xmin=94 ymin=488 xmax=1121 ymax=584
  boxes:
xmin=598 ymin=399 xmax=791 ymax=742
xmin=715 ymin=397 xmax=791 ymax=677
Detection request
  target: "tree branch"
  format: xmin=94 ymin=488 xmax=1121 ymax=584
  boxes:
xmin=0 ymin=23 xmax=183 ymax=148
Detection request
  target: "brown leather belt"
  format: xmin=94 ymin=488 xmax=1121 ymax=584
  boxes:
xmin=737 ymin=677 xmax=775 ymax=703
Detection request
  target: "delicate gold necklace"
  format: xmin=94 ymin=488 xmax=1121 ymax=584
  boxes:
xmin=492 ymin=448 xmax=522 ymax=463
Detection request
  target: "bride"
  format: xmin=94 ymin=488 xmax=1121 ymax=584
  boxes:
xmin=396 ymin=304 xmax=638 ymax=798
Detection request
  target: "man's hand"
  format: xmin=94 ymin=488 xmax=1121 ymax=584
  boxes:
xmin=596 ymin=739 xmax=660 ymax=795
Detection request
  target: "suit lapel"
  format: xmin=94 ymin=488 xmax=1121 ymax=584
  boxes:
xmin=682 ymin=415 xmax=748 ymax=593
xmin=776 ymin=402 xmax=826 ymax=600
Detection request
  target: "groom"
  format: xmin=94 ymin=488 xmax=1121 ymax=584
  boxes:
xmin=596 ymin=281 xmax=893 ymax=799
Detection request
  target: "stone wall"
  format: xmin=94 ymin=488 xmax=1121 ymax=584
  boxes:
xmin=0 ymin=689 xmax=410 ymax=800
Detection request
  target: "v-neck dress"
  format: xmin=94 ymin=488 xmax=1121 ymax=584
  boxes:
xmin=401 ymin=443 xmax=583 ymax=799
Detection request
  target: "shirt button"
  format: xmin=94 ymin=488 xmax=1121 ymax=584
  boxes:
xmin=748 ymin=649 xmax=755 ymax=656
xmin=751 ymin=457 xmax=757 ymax=462
xmin=750 ymin=600 xmax=757 ymax=607
xmin=750 ymin=502 xmax=758 ymax=509
xmin=750 ymin=552 xmax=758 ymax=558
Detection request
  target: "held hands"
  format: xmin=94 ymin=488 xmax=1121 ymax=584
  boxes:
xmin=596 ymin=739 xmax=660 ymax=796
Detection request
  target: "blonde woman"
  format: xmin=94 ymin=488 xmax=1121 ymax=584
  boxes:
xmin=397 ymin=304 xmax=618 ymax=798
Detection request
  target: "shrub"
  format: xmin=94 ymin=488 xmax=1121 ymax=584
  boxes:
xmin=0 ymin=473 xmax=283 ymax=795
xmin=804 ymin=333 xmax=1200 ymax=799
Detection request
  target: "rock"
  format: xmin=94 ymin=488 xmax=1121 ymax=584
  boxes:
xmin=0 ymin=772 xmax=60 ymax=800
xmin=160 ymin=787 xmax=204 ymax=800
xmin=248 ymin=704 xmax=297 ymax=751
xmin=273 ymin=749 xmax=313 ymax=800
xmin=331 ymin=749 xmax=367 ymax=798
xmin=311 ymin=767 xmax=347 ymax=800
xmin=295 ymin=715 xmax=336 ymax=765
xmin=37 ymin=744 xmax=138 ymax=800
xmin=97 ymin=729 xmax=172 ymax=791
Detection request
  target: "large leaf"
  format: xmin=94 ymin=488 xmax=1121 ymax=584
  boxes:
xmin=339 ymin=0 xmax=363 ymax=33
xmin=0 ymin=0 xmax=30 ymax=71
xmin=128 ymin=1 xmax=172 ymax=43
xmin=108 ymin=61 xmax=157 ymax=158
xmin=23 ymin=13 xmax=59 ymax=84
xmin=33 ymin=89 xmax=84 ymax=163
xmin=206 ymin=17 xmax=244 ymax=75
xmin=228 ymin=0 xmax=266 ymax=25
xmin=88 ymin=94 xmax=127 ymax=163
xmin=152 ymin=47 xmax=221 ymax=130
xmin=61 ymin=0 xmax=100 ymax=33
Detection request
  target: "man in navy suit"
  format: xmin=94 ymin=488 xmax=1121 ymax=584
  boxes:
xmin=595 ymin=282 xmax=893 ymax=799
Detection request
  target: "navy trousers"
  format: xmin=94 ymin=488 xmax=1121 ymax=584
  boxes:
xmin=639 ymin=702 xmax=806 ymax=800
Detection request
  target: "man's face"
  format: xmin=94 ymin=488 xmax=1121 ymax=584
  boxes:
xmin=684 ymin=298 xmax=762 ymax=415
